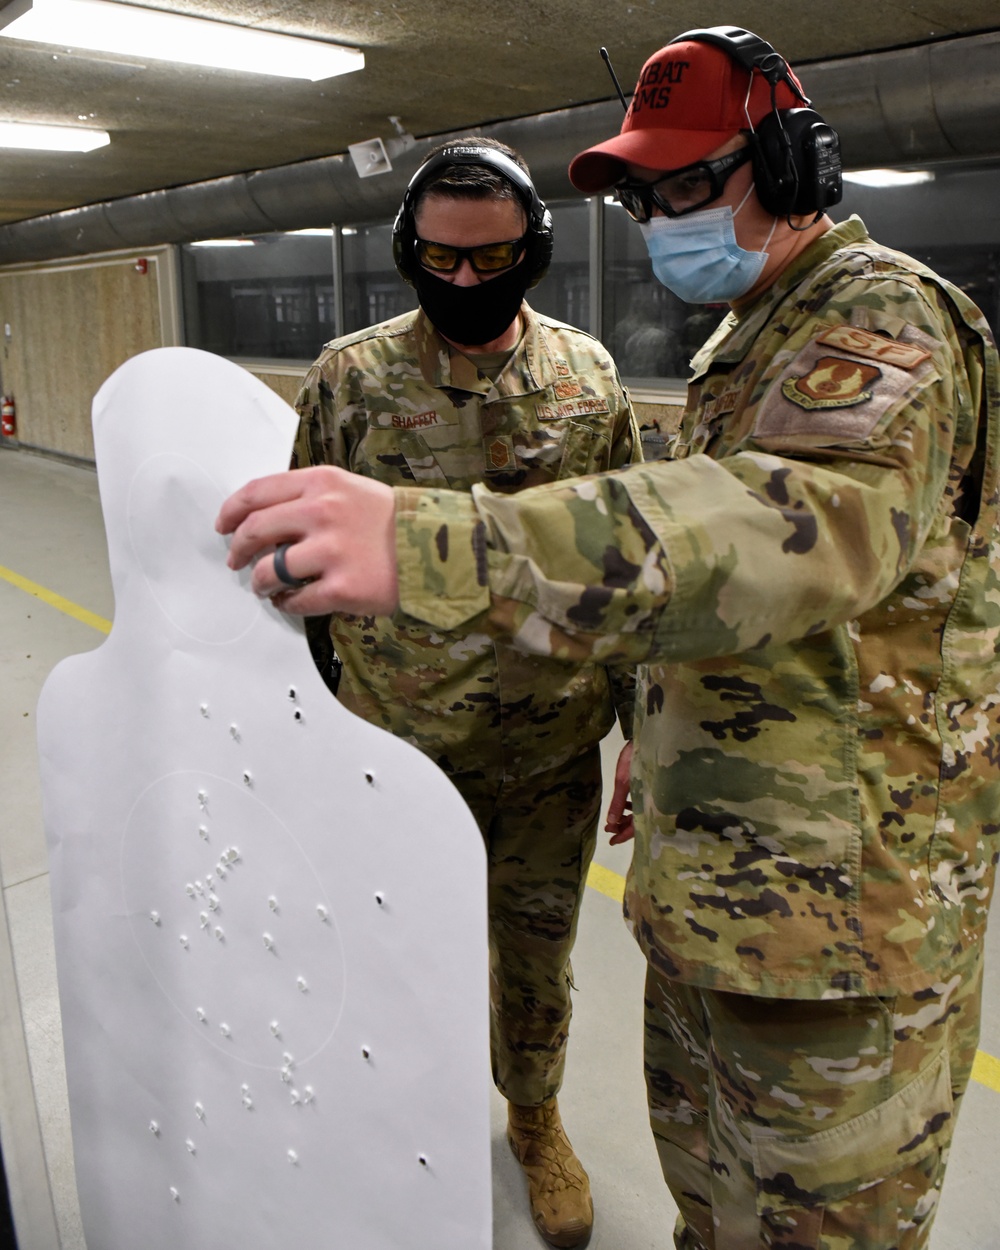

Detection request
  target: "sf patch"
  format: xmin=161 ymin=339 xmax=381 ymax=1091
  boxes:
xmin=781 ymin=356 xmax=882 ymax=410
xmin=815 ymin=324 xmax=932 ymax=370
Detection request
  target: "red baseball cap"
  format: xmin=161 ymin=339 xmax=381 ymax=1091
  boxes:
xmin=569 ymin=33 xmax=806 ymax=191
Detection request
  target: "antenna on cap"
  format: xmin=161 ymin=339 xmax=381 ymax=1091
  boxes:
xmin=600 ymin=47 xmax=629 ymax=112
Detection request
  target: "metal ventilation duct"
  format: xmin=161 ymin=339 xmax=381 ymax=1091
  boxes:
xmin=0 ymin=31 xmax=998 ymax=266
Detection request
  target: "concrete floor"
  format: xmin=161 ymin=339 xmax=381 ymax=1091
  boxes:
xmin=2 ymin=446 xmax=1000 ymax=1249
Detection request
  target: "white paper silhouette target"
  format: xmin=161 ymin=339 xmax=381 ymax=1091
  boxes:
xmin=120 ymin=770 xmax=346 ymax=1065
xmin=126 ymin=452 xmax=263 ymax=645
xmin=37 ymin=347 xmax=491 ymax=1250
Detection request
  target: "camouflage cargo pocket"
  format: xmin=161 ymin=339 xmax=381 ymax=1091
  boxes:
xmin=750 ymin=1049 xmax=954 ymax=1246
xmin=558 ymin=420 xmax=612 ymax=477
xmin=358 ymin=428 xmax=451 ymax=485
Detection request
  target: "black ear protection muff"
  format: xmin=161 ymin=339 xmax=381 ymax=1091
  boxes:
xmin=391 ymin=144 xmax=554 ymax=287
xmin=670 ymin=26 xmax=843 ymax=218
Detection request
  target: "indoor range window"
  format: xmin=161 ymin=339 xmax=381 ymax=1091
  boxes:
xmin=181 ymin=231 xmax=336 ymax=361
xmin=524 ymin=199 xmax=590 ymax=333
xmin=176 ymin=163 xmax=1000 ymax=375
xmin=835 ymin=163 xmax=1000 ymax=342
xmin=601 ymin=161 xmax=1000 ymax=384
xmin=341 ymin=222 xmax=414 ymax=333
xmin=602 ymin=196 xmax=727 ymax=384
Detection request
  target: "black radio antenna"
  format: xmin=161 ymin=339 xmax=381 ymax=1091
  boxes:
xmin=600 ymin=46 xmax=629 ymax=112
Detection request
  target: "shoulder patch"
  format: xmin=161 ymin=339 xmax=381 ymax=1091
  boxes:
xmin=816 ymin=325 xmax=932 ymax=370
xmin=781 ymin=357 xmax=882 ymax=410
xmin=753 ymin=323 xmax=939 ymax=442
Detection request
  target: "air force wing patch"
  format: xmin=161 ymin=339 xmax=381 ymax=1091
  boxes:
xmin=781 ymin=356 xmax=882 ymax=410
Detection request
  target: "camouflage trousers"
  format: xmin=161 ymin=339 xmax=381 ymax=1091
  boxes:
xmin=643 ymin=952 xmax=984 ymax=1249
xmin=453 ymin=747 xmax=602 ymax=1107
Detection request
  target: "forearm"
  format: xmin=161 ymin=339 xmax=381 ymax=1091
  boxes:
xmin=395 ymin=443 xmax=942 ymax=666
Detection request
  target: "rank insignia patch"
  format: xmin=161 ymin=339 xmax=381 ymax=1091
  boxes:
xmin=781 ymin=356 xmax=882 ymax=410
xmin=485 ymin=435 xmax=516 ymax=470
xmin=553 ymin=379 xmax=583 ymax=400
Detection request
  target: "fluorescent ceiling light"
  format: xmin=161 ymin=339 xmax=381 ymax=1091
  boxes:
xmin=189 ymin=239 xmax=255 ymax=248
xmin=0 ymin=0 xmax=365 ymax=81
xmin=290 ymin=228 xmax=333 ymax=236
xmin=0 ymin=119 xmax=109 ymax=150
xmin=843 ymin=169 xmax=935 ymax=188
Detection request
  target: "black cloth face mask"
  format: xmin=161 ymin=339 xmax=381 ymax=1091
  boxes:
xmin=413 ymin=260 xmax=532 ymax=346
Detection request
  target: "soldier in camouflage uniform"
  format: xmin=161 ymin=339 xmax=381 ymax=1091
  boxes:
xmin=218 ymin=31 xmax=1000 ymax=1250
xmin=292 ymin=138 xmax=640 ymax=1248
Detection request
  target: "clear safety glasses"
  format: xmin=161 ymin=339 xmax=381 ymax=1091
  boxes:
xmin=613 ymin=147 xmax=753 ymax=222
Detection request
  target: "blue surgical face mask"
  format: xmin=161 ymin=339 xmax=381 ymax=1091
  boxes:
xmin=639 ymin=187 xmax=776 ymax=304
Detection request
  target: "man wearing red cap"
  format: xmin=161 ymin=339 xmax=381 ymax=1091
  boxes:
xmin=218 ymin=27 xmax=1000 ymax=1249
xmin=569 ymin=28 xmax=840 ymax=309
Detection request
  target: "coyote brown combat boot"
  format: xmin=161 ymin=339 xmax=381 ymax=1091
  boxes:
xmin=507 ymin=1097 xmax=593 ymax=1248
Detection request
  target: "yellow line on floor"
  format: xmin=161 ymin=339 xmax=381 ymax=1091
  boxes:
xmin=972 ymin=1048 xmax=1000 ymax=1094
xmin=587 ymin=860 xmax=1000 ymax=1094
xmin=587 ymin=861 xmax=625 ymax=903
xmin=0 ymin=564 xmax=111 ymax=634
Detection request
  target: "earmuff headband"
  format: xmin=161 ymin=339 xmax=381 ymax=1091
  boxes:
xmin=392 ymin=145 xmax=554 ymax=288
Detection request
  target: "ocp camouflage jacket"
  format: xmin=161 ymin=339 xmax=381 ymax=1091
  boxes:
xmin=295 ymin=303 xmax=640 ymax=780
xmin=392 ymin=218 xmax=1000 ymax=997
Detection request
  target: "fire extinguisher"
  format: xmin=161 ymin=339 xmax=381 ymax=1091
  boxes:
xmin=0 ymin=395 xmax=14 ymax=438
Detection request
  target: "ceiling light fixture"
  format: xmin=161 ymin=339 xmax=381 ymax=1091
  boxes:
xmin=188 ymin=239 xmax=255 ymax=248
xmin=843 ymin=169 xmax=935 ymax=188
xmin=0 ymin=118 xmax=109 ymax=150
xmin=0 ymin=0 xmax=365 ymax=82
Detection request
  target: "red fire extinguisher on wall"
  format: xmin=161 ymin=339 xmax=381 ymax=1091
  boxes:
xmin=0 ymin=395 xmax=14 ymax=438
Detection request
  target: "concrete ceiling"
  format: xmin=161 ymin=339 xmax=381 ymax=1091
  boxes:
xmin=1 ymin=0 xmax=998 ymax=227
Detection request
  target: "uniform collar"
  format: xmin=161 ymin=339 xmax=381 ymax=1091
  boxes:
xmin=690 ymin=216 xmax=872 ymax=377
xmin=414 ymin=302 xmax=559 ymax=398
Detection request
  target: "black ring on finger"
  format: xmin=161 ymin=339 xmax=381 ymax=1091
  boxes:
xmin=273 ymin=541 xmax=312 ymax=590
